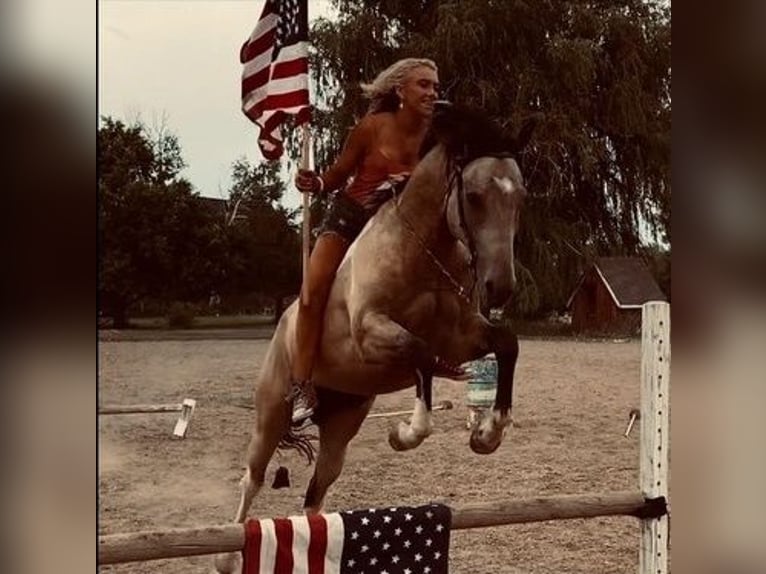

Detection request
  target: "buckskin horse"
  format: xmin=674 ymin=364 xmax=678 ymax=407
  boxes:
xmin=215 ymin=104 xmax=534 ymax=573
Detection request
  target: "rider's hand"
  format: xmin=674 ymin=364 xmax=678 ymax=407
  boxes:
xmin=295 ymin=169 xmax=324 ymax=194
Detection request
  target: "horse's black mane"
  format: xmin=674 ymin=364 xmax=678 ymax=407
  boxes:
xmin=419 ymin=103 xmax=514 ymax=163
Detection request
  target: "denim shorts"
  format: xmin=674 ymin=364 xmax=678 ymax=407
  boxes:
xmin=319 ymin=192 xmax=376 ymax=242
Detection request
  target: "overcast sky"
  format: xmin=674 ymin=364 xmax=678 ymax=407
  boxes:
xmin=98 ymin=0 xmax=335 ymax=206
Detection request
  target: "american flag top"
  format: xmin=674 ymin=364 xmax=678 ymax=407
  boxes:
xmin=243 ymin=503 xmax=451 ymax=574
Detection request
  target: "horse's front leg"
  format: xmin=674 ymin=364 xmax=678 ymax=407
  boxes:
xmin=469 ymin=323 xmax=518 ymax=454
xmin=388 ymin=367 xmax=435 ymax=451
xmin=352 ymin=310 xmax=436 ymax=451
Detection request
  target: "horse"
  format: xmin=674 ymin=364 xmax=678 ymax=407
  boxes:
xmin=215 ymin=105 xmax=534 ymax=573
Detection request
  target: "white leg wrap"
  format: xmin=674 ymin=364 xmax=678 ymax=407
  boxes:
xmin=408 ymin=398 xmax=433 ymax=437
xmin=389 ymin=399 xmax=433 ymax=451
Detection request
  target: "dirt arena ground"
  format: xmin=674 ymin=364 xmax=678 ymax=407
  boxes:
xmin=99 ymin=335 xmax=643 ymax=573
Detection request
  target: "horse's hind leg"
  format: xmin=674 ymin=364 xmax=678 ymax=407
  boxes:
xmin=303 ymin=396 xmax=374 ymax=514
xmin=214 ymin=351 xmax=291 ymax=573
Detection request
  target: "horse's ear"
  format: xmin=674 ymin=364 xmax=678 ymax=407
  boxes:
xmin=510 ymin=113 xmax=542 ymax=153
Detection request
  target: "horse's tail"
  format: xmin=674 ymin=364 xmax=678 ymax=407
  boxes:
xmin=278 ymin=425 xmax=318 ymax=465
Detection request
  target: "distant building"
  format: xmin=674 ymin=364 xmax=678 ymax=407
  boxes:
xmin=567 ymin=257 xmax=667 ymax=334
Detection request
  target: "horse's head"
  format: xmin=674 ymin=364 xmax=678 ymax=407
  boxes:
xmin=432 ymin=104 xmax=537 ymax=311
xmin=446 ymin=156 xmax=526 ymax=310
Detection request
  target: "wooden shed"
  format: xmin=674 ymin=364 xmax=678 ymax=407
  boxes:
xmin=567 ymin=257 xmax=667 ymax=334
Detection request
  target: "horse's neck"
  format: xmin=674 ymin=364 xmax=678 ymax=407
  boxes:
xmin=393 ymin=147 xmax=470 ymax=274
xmin=396 ymin=147 xmax=450 ymax=240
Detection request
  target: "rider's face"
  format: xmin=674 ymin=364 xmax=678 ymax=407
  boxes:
xmin=398 ymin=66 xmax=440 ymax=117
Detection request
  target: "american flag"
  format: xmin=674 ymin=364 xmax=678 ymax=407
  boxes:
xmin=243 ymin=503 xmax=452 ymax=574
xmin=240 ymin=0 xmax=310 ymax=160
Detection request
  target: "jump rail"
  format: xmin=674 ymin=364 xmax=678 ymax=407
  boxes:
xmin=99 ymin=404 xmax=186 ymax=414
xmin=99 ymin=491 xmax=667 ymax=564
xmin=99 ymin=398 xmax=197 ymax=438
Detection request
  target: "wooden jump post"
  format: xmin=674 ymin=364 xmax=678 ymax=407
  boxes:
xmin=639 ymin=301 xmax=670 ymax=574
xmin=99 ymin=398 xmax=197 ymax=438
xmin=98 ymin=302 xmax=670 ymax=571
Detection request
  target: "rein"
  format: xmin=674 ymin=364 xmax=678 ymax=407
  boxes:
xmin=392 ymin=159 xmax=477 ymax=306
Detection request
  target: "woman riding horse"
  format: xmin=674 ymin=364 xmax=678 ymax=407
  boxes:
xmin=291 ymin=58 xmax=466 ymax=424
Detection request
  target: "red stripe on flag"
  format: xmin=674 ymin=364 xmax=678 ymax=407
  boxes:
xmin=273 ymin=517 xmax=294 ymax=573
xmin=242 ymin=519 xmax=262 ymax=574
xmin=307 ymin=514 xmax=327 ymax=574
xmin=262 ymin=89 xmax=310 ymax=112
xmin=242 ymin=57 xmax=307 ymax=100
xmin=241 ymin=28 xmax=276 ymax=64
xmin=244 ymin=90 xmax=309 ymax=123
xmin=241 ymin=66 xmax=271 ymax=98
xmin=271 ymin=57 xmax=309 ymax=80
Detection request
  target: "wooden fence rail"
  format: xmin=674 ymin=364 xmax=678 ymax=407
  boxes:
xmin=99 ymin=491 xmax=666 ymax=565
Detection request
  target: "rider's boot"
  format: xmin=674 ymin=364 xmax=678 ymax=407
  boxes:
xmin=289 ymin=378 xmax=318 ymax=426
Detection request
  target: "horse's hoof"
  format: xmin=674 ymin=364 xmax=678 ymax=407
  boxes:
xmin=388 ymin=422 xmax=409 ymax=451
xmin=213 ymin=551 xmax=241 ymax=574
xmin=469 ymin=428 xmax=503 ymax=455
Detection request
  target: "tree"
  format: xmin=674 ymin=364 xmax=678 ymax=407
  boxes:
xmin=223 ymin=158 xmax=301 ymax=321
xmin=98 ymin=117 xmax=220 ymax=326
xmin=300 ymin=0 xmax=670 ymax=316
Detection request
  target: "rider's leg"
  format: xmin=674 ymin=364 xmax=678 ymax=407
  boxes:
xmin=290 ymin=232 xmax=350 ymax=422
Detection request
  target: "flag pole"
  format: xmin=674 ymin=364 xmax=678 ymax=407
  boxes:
xmin=300 ymin=123 xmax=311 ymax=305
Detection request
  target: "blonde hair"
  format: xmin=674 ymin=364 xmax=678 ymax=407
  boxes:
xmin=360 ymin=58 xmax=438 ymax=114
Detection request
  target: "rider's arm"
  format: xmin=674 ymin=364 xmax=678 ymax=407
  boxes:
xmin=318 ymin=116 xmax=374 ymax=193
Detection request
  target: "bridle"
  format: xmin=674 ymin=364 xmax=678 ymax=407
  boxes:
xmin=393 ymin=151 xmax=515 ymax=306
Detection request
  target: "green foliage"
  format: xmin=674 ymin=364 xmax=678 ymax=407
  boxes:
xmin=98 ymin=117 xmax=221 ymax=326
xmin=222 ymin=158 xmax=301 ymax=320
xmin=300 ymin=0 xmax=670 ymax=316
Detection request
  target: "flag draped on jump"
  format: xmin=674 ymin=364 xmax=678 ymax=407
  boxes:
xmin=240 ymin=0 xmax=310 ymax=160
xmin=243 ymin=503 xmax=452 ymax=574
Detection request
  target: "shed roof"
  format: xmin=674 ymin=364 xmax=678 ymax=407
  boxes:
xmin=568 ymin=257 xmax=667 ymax=309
